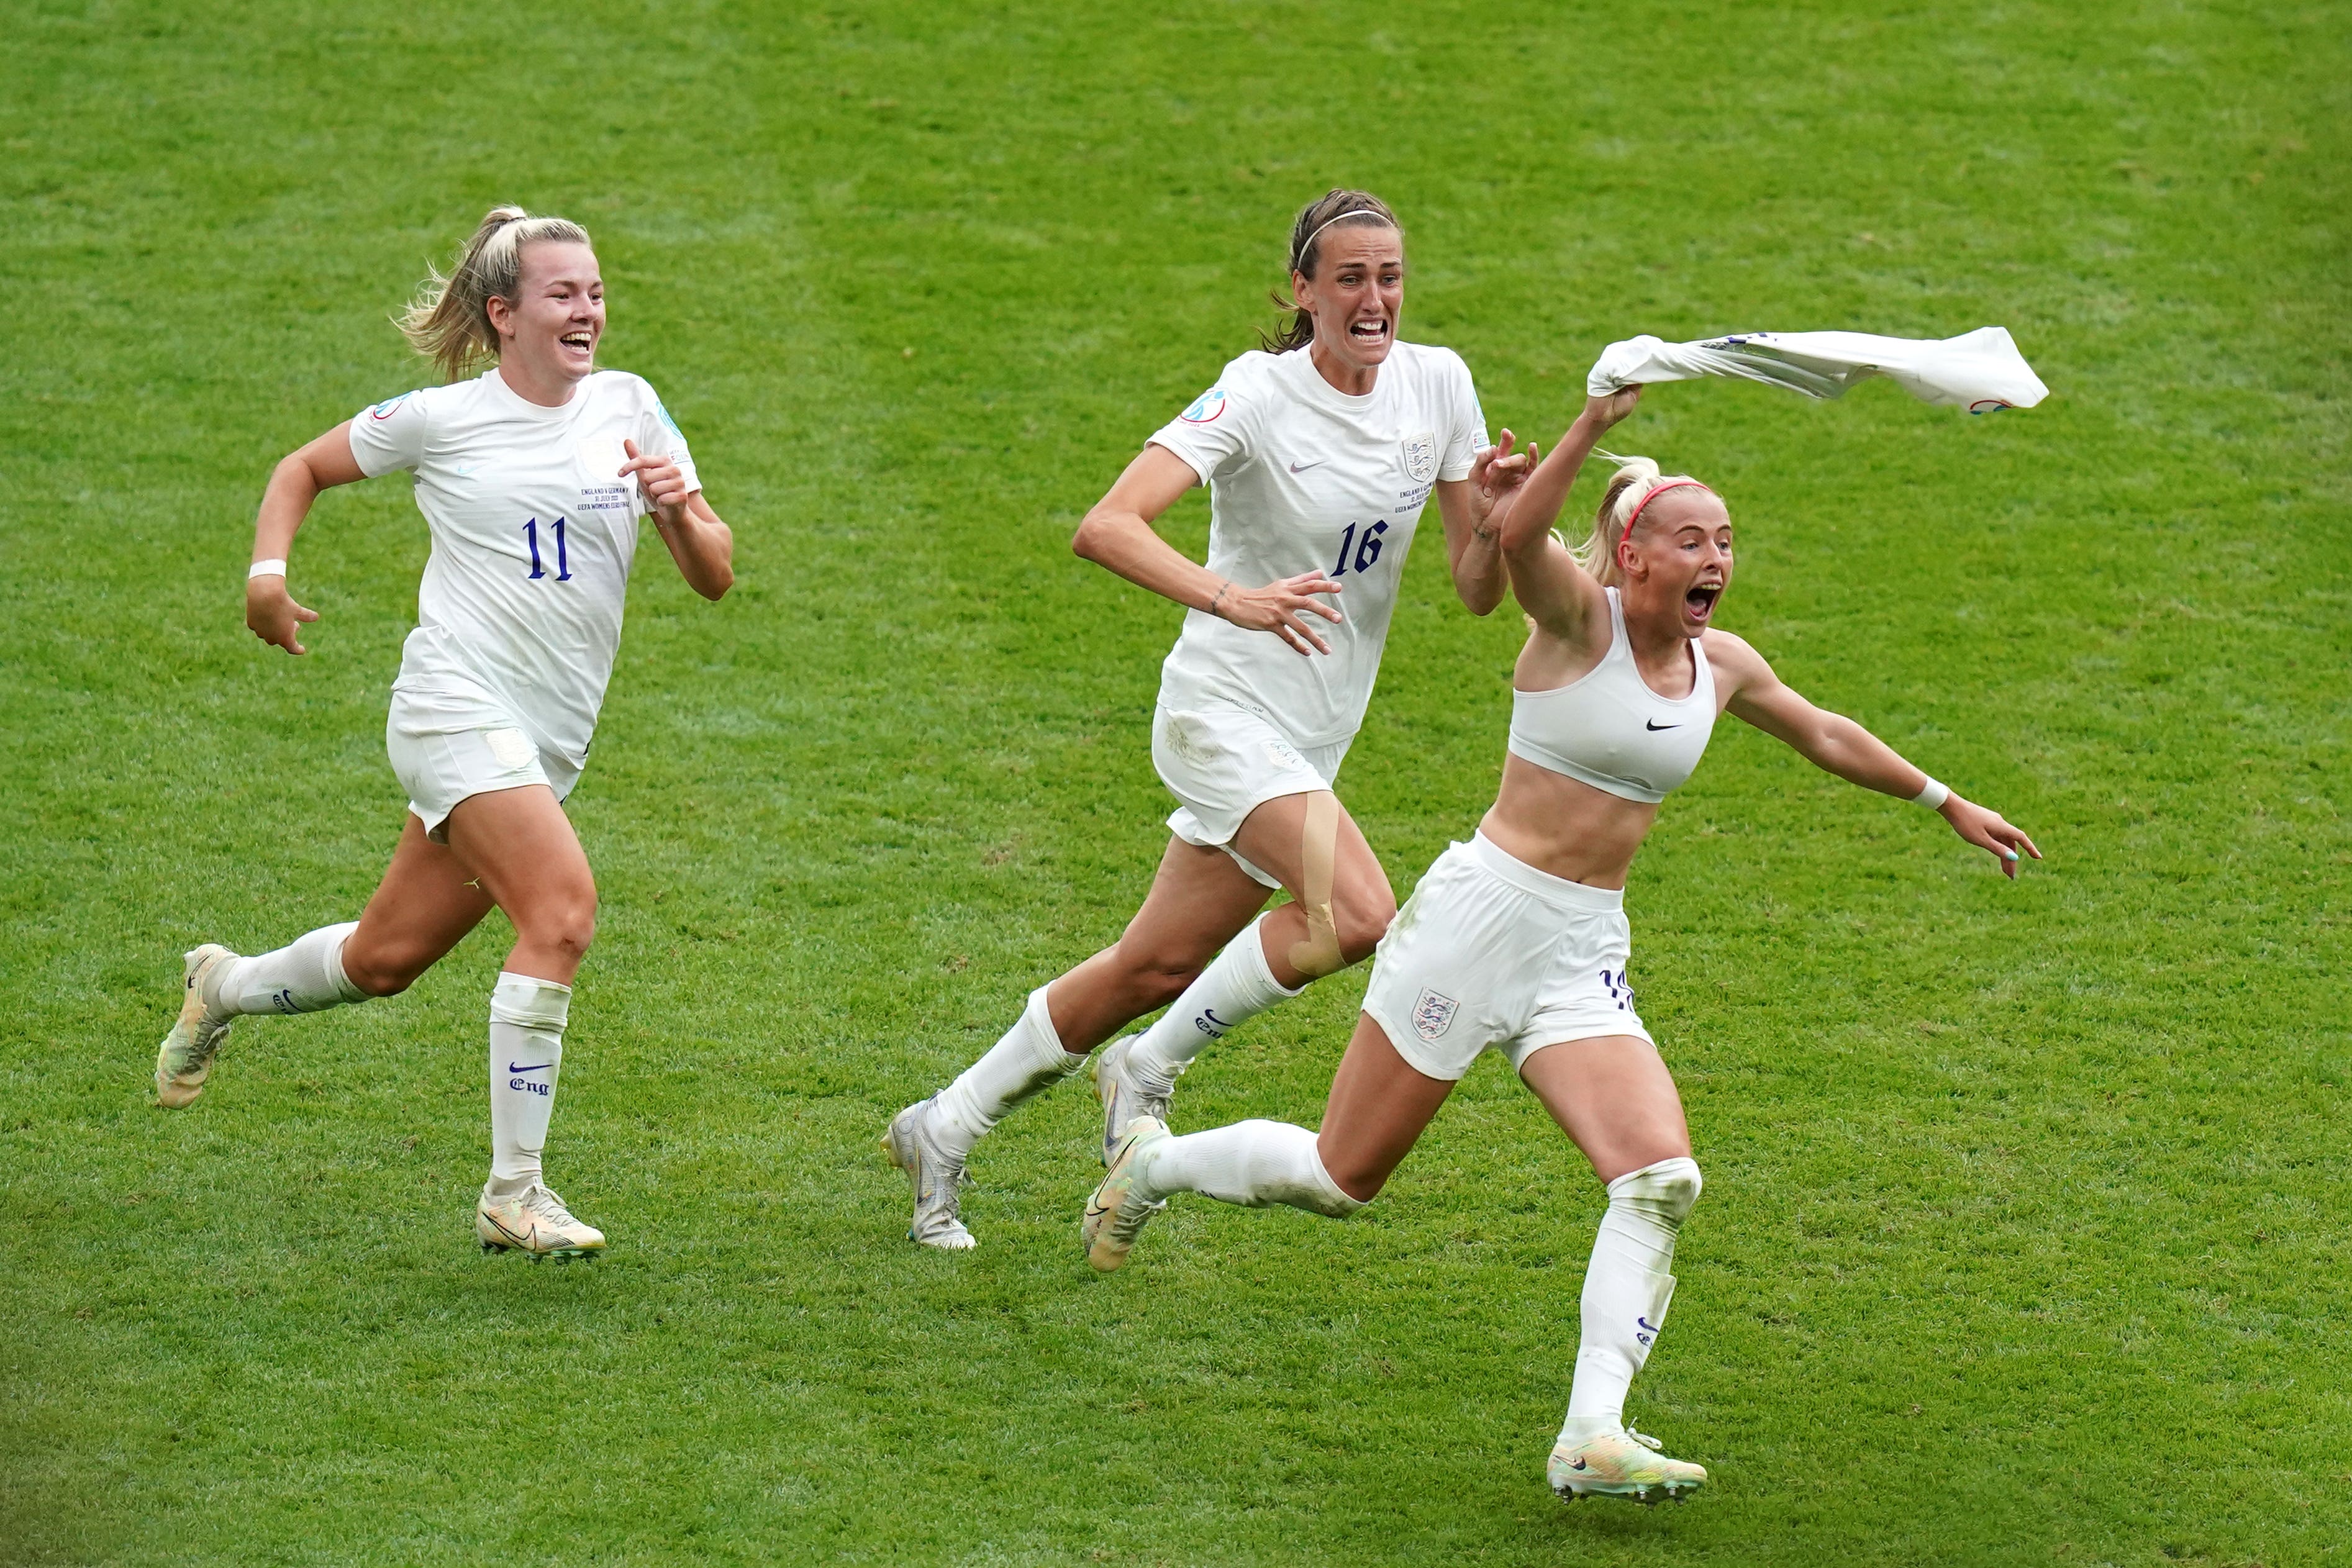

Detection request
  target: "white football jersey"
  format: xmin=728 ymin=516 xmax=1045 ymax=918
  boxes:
xmin=1147 ymin=342 xmax=1487 ymax=748
xmin=347 ymin=368 xmax=699 ymax=771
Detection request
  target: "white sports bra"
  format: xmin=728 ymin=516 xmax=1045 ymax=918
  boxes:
xmin=1507 ymin=589 xmax=1717 ymax=804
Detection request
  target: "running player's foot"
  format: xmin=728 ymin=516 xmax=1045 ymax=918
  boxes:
xmin=155 ymin=945 xmax=239 ymax=1108
xmin=476 ymin=1181 xmax=606 ymax=1261
xmin=1082 ymin=1115 xmax=1169 ymax=1272
xmin=1548 ymin=1426 xmax=1707 ymax=1505
xmin=1092 ymin=1035 xmax=1178 ymax=1167
xmin=883 ymin=1098 xmax=975 ymax=1251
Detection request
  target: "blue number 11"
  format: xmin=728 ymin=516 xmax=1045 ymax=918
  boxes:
xmin=522 ymin=517 xmax=572 ymax=581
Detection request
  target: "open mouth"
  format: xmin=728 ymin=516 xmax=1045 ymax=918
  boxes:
xmin=559 ymin=329 xmax=595 ymax=354
xmin=1347 ymin=317 xmax=1391 ymax=347
xmin=1684 ymin=585 xmax=1721 ymax=621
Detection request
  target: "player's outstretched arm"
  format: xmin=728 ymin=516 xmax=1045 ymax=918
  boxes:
xmin=1433 ymin=429 xmax=1535 ymax=617
xmin=1072 ymin=443 xmax=1345 ymax=658
xmin=1499 ymin=390 xmax=1640 ymax=640
xmin=1714 ymin=630 xmax=2043 ymax=878
xmin=247 ymin=423 xmax=366 ymax=656
xmin=620 ymin=438 xmax=733 ymax=600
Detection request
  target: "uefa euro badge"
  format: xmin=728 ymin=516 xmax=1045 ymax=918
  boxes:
xmin=1411 ymin=987 xmax=1458 ymax=1041
xmin=1402 ymin=432 xmax=1437 ymax=483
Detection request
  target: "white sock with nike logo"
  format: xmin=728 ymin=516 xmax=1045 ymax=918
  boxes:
xmin=216 ymin=922 xmax=367 ymax=1016
xmin=1558 ymin=1156 xmax=1703 ymax=1445
xmin=1129 ymin=915 xmax=1304 ymax=1087
xmin=488 ymin=972 xmax=570 ymax=1193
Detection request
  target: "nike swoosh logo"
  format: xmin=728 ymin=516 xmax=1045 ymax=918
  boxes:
xmin=1568 ymin=1458 xmax=1590 ymax=1471
xmin=507 ymin=1062 xmax=554 ymax=1074
xmin=1645 ymin=720 xmax=1681 ymax=732
xmin=1288 ymin=458 xmax=1327 ymax=473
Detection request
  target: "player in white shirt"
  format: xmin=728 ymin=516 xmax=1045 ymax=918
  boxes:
xmin=1082 ymin=385 xmax=2040 ymax=1504
xmin=153 ymin=207 xmax=736 ymax=1260
xmin=885 ymin=189 xmax=1533 ymax=1248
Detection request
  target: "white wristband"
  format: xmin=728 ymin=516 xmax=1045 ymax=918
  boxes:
xmin=248 ymin=559 xmax=288 ymax=580
xmin=1911 ymin=777 xmax=1950 ymax=810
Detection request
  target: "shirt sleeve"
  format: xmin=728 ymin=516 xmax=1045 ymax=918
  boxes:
xmin=1145 ymin=358 xmax=1260 ymax=487
xmin=345 ymin=389 xmax=430 ymax=478
xmin=633 ymin=381 xmax=701 ymax=515
xmin=1437 ymin=351 xmax=1489 ymax=483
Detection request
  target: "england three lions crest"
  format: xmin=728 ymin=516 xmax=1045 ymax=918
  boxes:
xmin=1402 ymin=432 xmax=1437 ymax=483
xmin=1410 ymin=987 xmax=1458 ymax=1041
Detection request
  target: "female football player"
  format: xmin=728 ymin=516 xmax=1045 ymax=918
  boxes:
xmin=1082 ymin=385 xmax=2039 ymax=1503
xmin=154 ymin=207 xmax=735 ymax=1261
xmin=885 ymin=189 xmax=1532 ymax=1248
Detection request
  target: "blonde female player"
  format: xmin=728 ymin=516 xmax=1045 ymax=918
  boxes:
xmin=153 ymin=207 xmax=735 ymax=1261
xmin=1083 ymin=386 xmax=2040 ymax=1503
xmin=884 ymin=189 xmax=1532 ymax=1249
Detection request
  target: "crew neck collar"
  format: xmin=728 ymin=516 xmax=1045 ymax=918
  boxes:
xmin=1280 ymin=342 xmax=1387 ymax=410
xmin=483 ymin=365 xmax=589 ymax=414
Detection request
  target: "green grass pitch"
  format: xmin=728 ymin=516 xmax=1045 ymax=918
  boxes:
xmin=2 ymin=1 xmax=2346 ymax=1562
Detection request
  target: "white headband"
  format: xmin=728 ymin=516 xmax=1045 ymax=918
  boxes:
xmin=1294 ymin=209 xmax=1393 ymax=269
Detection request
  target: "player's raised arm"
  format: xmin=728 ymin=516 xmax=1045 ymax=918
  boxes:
xmin=1432 ymin=428 xmax=1533 ymax=617
xmin=1499 ymin=387 xmax=1643 ymax=640
xmin=1714 ymin=631 xmax=2042 ymax=877
xmin=245 ymin=422 xmax=367 ymax=655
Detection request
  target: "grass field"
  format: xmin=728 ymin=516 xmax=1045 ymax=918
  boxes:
xmin=4 ymin=1 xmax=2347 ymax=1562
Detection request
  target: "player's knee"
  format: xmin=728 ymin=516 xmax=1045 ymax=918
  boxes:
xmin=1614 ymin=1156 xmax=1702 ymax=1225
xmin=1331 ymin=895 xmax=1396 ymax=967
xmin=522 ymin=897 xmax=598 ymax=966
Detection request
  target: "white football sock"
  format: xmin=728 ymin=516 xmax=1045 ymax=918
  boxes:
xmin=1137 ymin=1118 xmax=1362 ymax=1217
xmin=213 ymin=922 xmax=366 ymax=1016
xmin=488 ymin=972 xmax=570 ymax=1190
xmin=931 ymin=986 xmax=1086 ymax=1159
xmin=1129 ymin=915 xmax=1304 ymax=1084
xmin=1558 ymin=1156 xmax=1703 ymax=1444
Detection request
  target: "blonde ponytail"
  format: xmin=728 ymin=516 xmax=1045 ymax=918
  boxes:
xmin=397 ymin=206 xmax=593 ymax=381
xmin=1571 ymin=454 xmax=1709 ymax=589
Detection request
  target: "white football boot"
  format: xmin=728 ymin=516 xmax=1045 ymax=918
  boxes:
xmin=1091 ymin=1034 xmax=1179 ymax=1167
xmin=476 ymin=1181 xmax=606 ymax=1261
xmin=1082 ymin=1115 xmax=1169 ymax=1272
xmin=155 ymin=945 xmax=240 ymax=1108
xmin=1548 ymin=1425 xmax=1707 ymax=1505
xmin=883 ymin=1098 xmax=976 ymax=1250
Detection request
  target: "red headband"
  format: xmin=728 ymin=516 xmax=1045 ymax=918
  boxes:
xmin=1619 ymin=478 xmax=1716 ymax=547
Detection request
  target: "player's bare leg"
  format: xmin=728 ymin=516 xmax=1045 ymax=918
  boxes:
xmin=439 ymin=785 xmax=607 ymax=1261
xmin=1520 ymin=1038 xmax=1705 ymax=1503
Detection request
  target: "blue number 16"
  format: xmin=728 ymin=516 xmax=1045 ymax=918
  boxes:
xmin=523 ymin=517 xmax=572 ymax=581
xmin=1329 ymin=519 xmax=1389 ymax=578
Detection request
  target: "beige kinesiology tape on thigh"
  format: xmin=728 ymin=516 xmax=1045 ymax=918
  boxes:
xmin=1285 ymin=791 xmax=1346 ymax=980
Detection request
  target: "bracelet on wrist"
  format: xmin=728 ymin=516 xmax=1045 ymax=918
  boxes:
xmin=248 ymin=558 xmax=288 ymax=581
xmin=1911 ymin=777 xmax=1950 ymax=810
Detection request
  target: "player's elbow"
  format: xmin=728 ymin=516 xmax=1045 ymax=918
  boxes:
xmin=697 ymin=561 xmax=734 ymax=600
xmin=1071 ymin=508 xmax=1113 ymax=563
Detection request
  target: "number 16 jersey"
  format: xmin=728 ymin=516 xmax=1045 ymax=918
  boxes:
xmin=347 ymin=368 xmax=699 ymax=772
xmin=1147 ymin=342 xmax=1487 ymax=749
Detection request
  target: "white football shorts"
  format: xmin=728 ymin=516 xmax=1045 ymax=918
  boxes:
xmin=1362 ymin=832 xmax=1653 ymax=1081
xmin=1153 ymin=703 xmax=1351 ymax=889
xmin=386 ymin=678 xmax=581 ymax=843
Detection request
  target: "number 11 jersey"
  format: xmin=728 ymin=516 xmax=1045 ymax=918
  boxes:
xmin=1147 ymin=342 xmax=1487 ymax=750
xmin=347 ymin=368 xmax=699 ymax=772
